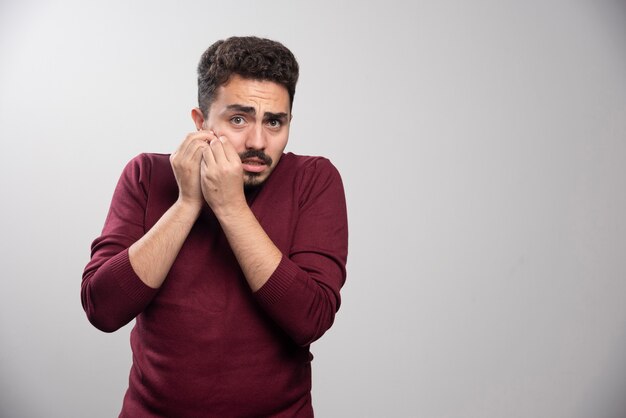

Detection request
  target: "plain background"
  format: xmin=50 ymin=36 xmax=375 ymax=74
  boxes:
xmin=1 ymin=0 xmax=626 ymax=417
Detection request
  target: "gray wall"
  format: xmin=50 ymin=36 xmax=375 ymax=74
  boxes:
xmin=1 ymin=0 xmax=625 ymax=417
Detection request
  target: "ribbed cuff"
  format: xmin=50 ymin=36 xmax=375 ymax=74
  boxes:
xmin=109 ymin=249 xmax=159 ymax=304
xmin=254 ymin=255 xmax=298 ymax=305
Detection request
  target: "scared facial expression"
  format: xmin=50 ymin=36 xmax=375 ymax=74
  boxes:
xmin=192 ymin=74 xmax=291 ymax=188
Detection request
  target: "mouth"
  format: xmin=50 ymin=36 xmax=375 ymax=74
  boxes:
xmin=239 ymin=151 xmax=272 ymax=174
xmin=241 ymin=157 xmax=268 ymax=173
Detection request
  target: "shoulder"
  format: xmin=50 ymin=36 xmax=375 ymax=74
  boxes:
xmin=121 ymin=153 xmax=171 ymax=178
xmin=276 ymin=153 xmax=345 ymax=204
xmin=115 ymin=153 xmax=174 ymax=197
xmin=126 ymin=153 xmax=171 ymax=169
xmin=279 ymin=152 xmax=341 ymax=180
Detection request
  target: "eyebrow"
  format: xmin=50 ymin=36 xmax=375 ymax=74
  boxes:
xmin=264 ymin=112 xmax=289 ymax=121
xmin=226 ymin=104 xmax=288 ymax=120
xmin=226 ymin=104 xmax=256 ymax=115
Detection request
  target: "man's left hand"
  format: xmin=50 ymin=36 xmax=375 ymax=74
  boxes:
xmin=200 ymin=131 xmax=247 ymax=216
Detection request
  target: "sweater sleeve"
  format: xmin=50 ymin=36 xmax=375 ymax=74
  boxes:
xmin=254 ymin=158 xmax=348 ymax=346
xmin=81 ymin=154 xmax=159 ymax=332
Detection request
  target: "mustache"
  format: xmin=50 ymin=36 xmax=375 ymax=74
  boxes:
xmin=239 ymin=149 xmax=273 ymax=166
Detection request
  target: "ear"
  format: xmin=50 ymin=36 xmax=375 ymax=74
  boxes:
xmin=191 ymin=108 xmax=205 ymax=131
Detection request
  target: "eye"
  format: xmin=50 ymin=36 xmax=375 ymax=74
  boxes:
xmin=267 ymin=119 xmax=282 ymax=128
xmin=230 ymin=116 xmax=246 ymax=126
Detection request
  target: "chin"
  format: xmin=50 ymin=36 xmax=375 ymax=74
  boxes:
xmin=243 ymin=173 xmax=267 ymax=190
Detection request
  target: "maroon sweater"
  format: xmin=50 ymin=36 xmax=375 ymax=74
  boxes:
xmin=81 ymin=152 xmax=348 ymax=417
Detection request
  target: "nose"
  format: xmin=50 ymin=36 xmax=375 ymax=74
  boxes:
xmin=245 ymin=125 xmax=267 ymax=150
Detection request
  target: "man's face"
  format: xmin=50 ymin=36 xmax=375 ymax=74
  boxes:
xmin=197 ymin=74 xmax=291 ymax=188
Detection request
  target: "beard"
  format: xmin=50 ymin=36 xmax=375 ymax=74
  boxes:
xmin=243 ymin=171 xmax=263 ymax=190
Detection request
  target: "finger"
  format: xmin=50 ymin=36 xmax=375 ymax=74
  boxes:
xmin=179 ymin=140 xmax=207 ymax=168
xmin=202 ymin=145 xmax=216 ymax=167
xmin=190 ymin=140 xmax=208 ymax=163
xmin=219 ymin=136 xmax=240 ymax=164
xmin=178 ymin=131 xmax=212 ymax=159
xmin=209 ymin=137 xmax=227 ymax=165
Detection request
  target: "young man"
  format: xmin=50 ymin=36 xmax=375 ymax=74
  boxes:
xmin=81 ymin=36 xmax=348 ymax=417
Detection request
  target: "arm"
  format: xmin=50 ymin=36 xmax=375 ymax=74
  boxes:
xmin=128 ymin=134 xmax=208 ymax=288
xmin=81 ymin=134 xmax=210 ymax=332
xmin=201 ymin=137 xmax=348 ymax=346
xmin=253 ymin=158 xmax=348 ymax=346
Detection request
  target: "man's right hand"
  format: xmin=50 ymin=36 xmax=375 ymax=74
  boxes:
xmin=170 ymin=132 xmax=211 ymax=210
xmin=128 ymin=132 xmax=212 ymax=289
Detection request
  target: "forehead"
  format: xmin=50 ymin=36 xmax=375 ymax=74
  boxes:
xmin=212 ymin=75 xmax=290 ymax=113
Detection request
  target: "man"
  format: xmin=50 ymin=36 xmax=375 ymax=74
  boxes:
xmin=81 ymin=36 xmax=348 ymax=417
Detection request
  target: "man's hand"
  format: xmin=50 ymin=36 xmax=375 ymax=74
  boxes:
xmin=170 ymin=132 xmax=211 ymax=211
xmin=200 ymin=131 xmax=282 ymax=292
xmin=200 ymin=132 xmax=247 ymax=216
xmin=127 ymin=132 xmax=212 ymax=289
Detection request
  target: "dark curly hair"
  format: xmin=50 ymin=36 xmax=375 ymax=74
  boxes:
xmin=197 ymin=36 xmax=299 ymax=117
